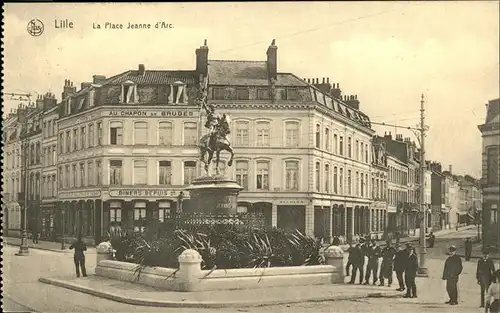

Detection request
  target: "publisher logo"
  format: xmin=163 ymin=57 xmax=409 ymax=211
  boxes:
xmin=27 ymin=19 xmax=44 ymax=37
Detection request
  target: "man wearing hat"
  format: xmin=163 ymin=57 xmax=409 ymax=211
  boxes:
xmin=442 ymin=245 xmax=463 ymax=305
xmin=476 ymin=249 xmax=496 ymax=308
xmin=348 ymin=242 xmax=365 ymax=284
xmin=364 ymin=239 xmax=382 ymax=285
xmin=393 ymin=242 xmax=411 ymax=291
xmin=379 ymin=239 xmax=397 ymax=287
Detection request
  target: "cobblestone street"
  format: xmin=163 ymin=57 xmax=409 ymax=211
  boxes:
xmin=4 ymin=227 xmax=496 ymax=313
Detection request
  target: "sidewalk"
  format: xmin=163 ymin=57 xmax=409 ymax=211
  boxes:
xmin=338 ymin=224 xmax=476 ymax=250
xmin=3 ymin=237 xmax=96 ymax=254
xmin=39 ymin=275 xmax=401 ymax=308
xmin=456 ymin=243 xmax=500 ymax=260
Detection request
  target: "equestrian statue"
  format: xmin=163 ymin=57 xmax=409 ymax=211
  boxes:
xmin=198 ymin=101 xmax=234 ymax=176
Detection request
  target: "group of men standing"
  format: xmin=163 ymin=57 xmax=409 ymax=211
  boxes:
xmin=346 ymin=238 xmax=419 ymax=298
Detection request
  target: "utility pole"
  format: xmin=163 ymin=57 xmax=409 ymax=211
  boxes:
xmin=417 ymin=93 xmax=428 ymax=277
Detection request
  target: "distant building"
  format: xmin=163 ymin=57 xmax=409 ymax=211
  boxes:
xmin=430 ymin=162 xmax=447 ymax=230
xmin=478 ymin=98 xmax=499 ymax=249
xmin=371 ymin=136 xmax=389 ymax=239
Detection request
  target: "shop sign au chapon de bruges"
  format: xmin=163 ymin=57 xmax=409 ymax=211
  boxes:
xmin=108 ymin=109 xmax=198 ymax=117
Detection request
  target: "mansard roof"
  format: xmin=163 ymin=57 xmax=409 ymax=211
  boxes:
xmin=101 ymin=70 xmax=199 ymax=86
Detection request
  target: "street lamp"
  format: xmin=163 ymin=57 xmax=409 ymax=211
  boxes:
xmin=61 ymin=207 xmax=66 ymax=250
xmin=16 ymin=120 xmax=32 ymax=256
xmin=177 ymin=191 xmax=184 ymax=213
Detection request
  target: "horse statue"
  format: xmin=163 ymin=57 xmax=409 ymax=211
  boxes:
xmin=198 ymin=113 xmax=234 ymax=176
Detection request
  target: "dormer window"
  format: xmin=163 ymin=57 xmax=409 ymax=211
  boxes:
xmin=121 ymin=80 xmax=138 ymax=103
xmin=173 ymin=81 xmax=186 ymax=104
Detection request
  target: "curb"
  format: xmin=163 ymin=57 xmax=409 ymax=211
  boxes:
xmin=38 ymin=277 xmax=402 ymax=308
xmin=4 ymin=242 xmax=72 ymax=254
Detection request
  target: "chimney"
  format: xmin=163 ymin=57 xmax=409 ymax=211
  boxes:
xmin=311 ymin=76 xmax=332 ymax=94
xmin=266 ymin=39 xmax=277 ymax=80
xmin=138 ymin=64 xmax=145 ymax=76
xmin=195 ymin=39 xmax=209 ymax=78
xmin=344 ymin=94 xmax=360 ymax=110
xmin=81 ymin=82 xmax=92 ymax=90
xmin=62 ymin=79 xmax=76 ymax=100
xmin=43 ymin=92 xmax=57 ymax=111
xmin=92 ymin=75 xmax=107 ymax=84
xmin=36 ymin=95 xmax=44 ymax=110
xmin=330 ymin=83 xmax=342 ymax=100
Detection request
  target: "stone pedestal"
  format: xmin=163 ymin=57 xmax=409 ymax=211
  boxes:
xmin=324 ymin=245 xmax=345 ymax=283
xmin=185 ymin=175 xmax=243 ymax=214
xmin=96 ymin=241 xmax=113 ymax=267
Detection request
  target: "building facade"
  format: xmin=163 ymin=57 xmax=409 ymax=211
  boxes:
xmin=386 ymin=151 xmax=408 ymax=233
xmin=478 ymin=98 xmax=500 ymax=249
xmin=370 ymin=136 xmax=389 ymax=239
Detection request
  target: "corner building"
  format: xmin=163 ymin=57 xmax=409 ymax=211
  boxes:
xmin=56 ymin=41 xmax=374 ymax=244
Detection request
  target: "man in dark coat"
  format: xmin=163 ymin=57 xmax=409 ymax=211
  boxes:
xmin=403 ymin=247 xmax=419 ymax=298
xmin=477 ymin=250 xmax=496 ymax=308
xmin=394 ymin=243 xmax=410 ymax=291
xmin=69 ymin=235 xmax=88 ymax=278
xmin=427 ymin=231 xmax=435 ymax=248
xmin=348 ymin=243 xmax=365 ymax=284
xmin=346 ymin=242 xmax=354 ymax=276
xmin=442 ymin=245 xmax=463 ymax=305
xmin=465 ymin=237 xmax=473 ymax=261
xmin=364 ymin=239 xmax=381 ymax=285
xmin=379 ymin=240 xmax=397 ymax=287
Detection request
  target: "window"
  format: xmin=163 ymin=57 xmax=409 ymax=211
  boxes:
xmin=339 ymin=136 xmax=344 ymax=155
xmin=80 ymin=163 xmax=85 ymax=186
xmin=159 ymin=122 xmax=173 ymax=146
xmin=235 ymin=121 xmax=249 ymax=146
xmin=256 ymin=161 xmax=269 ymax=190
xmin=360 ymin=173 xmax=364 ymax=197
xmin=333 ymin=134 xmax=338 ymax=154
xmin=43 ymin=148 xmax=47 ymax=166
xmin=65 ymin=165 xmax=70 ymax=188
xmin=213 ymin=87 xmax=225 ymax=100
xmin=348 ymin=137 xmax=352 ymax=158
xmin=134 ymin=208 xmax=147 ymax=233
xmin=87 ymin=162 xmax=94 ymax=186
xmin=236 ymin=161 xmax=249 ymax=190
xmin=73 ymin=129 xmax=78 ymax=151
xmin=355 ymin=171 xmax=359 ymax=196
xmin=52 ymin=146 xmax=56 ymax=165
xmin=173 ymin=84 xmax=186 ymax=104
xmin=96 ymin=160 xmax=102 ymax=185
xmin=35 ymin=142 xmax=40 ymax=164
xmin=285 ymin=160 xmax=299 ymax=191
xmin=53 ymin=120 xmax=57 ymax=136
xmin=487 ymin=147 xmax=499 ymax=184
xmin=333 ymin=166 xmax=338 ymax=194
xmin=72 ymin=164 xmax=77 ymax=187
xmin=110 ymin=121 xmax=123 ymax=145
xmin=285 ymin=121 xmax=299 ymax=147
xmin=134 ymin=121 xmax=148 ymax=145
xmin=110 ymin=208 xmax=122 ymax=222
xmin=88 ymin=123 xmax=94 ymax=147
xmin=97 ymin=122 xmax=103 ymax=145
xmin=315 ymin=124 xmax=321 ymax=149
xmin=43 ymin=122 xmax=47 ymax=136
xmin=325 ymin=128 xmax=330 ymax=151
xmin=256 ymin=121 xmax=270 ymax=147
xmin=134 ymin=160 xmax=147 ymax=185
xmin=59 ymin=166 xmax=64 ymax=188
xmin=122 ymin=84 xmax=137 ymax=103
xmin=183 ymin=122 xmax=197 ymax=145
xmin=110 ymin=160 xmax=123 ymax=185
xmin=257 ymin=88 xmax=269 ymax=100
xmin=159 ymin=161 xmax=172 ymax=185
xmin=52 ymin=174 xmax=56 ymax=197
xmin=365 ymin=173 xmax=369 ymax=198
xmin=183 ymin=161 xmax=196 ymax=185
xmin=325 ymin=164 xmax=330 ymax=193
xmin=339 ymin=168 xmax=344 ymax=195
xmin=315 ymin=162 xmax=320 ymax=192
xmin=356 ymin=140 xmax=359 ymax=160
xmin=347 ymin=170 xmax=352 ymax=195
xmin=236 ymin=87 xmax=249 ymax=100
xmin=81 ymin=126 xmax=87 ymax=149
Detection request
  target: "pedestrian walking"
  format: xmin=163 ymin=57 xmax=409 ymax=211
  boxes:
xmin=379 ymin=240 xmax=397 ymax=287
xmin=393 ymin=243 xmax=407 ymax=291
xmin=346 ymin=242 xmax=354 ymax=276
xmin=486 ymin=269 xmax=500 ymax=313
xmin=69 ymin=235 xmax=88 ymax=278
xmin=32 ymin=223 xmax=39 ymax=244
xmin=348 ymin=243 xmax=365 ymax=284
xmin=465 ymin=237 xmax=473 ymax=261
xmin=477 ymin=250 xmax=496 ymax=308
xmin=403 ymin=247 xmax=418 ymax=298
xmin=364 ymin=239 xmax=381 ymax=285
xmin=427 ymin=231 xmax=435 ymax=248
xmin=442 ymin=245 xmax=463 ymax=305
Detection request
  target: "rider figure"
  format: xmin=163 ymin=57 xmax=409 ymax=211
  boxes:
xmin=203 ymin=103 xmax=221 ymax=152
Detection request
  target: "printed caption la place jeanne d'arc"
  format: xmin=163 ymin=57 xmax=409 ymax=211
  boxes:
xmin=53 ymin=19 xmax=174 ymax=30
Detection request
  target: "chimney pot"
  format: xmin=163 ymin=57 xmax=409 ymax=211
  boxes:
xmin=204 ymin=39 xmax=207 ymax=46
xmin=138 ymin=64 xmax=145 ymax=75
xmin=322 ymin=77 xmax=325 ymax=84
xmin=327 ymin=77 xmax=330 ymax=83
xmin=307 ymin=78 xmax=310 ymax=83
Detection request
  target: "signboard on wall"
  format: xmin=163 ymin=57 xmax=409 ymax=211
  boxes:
xmin=109 ymin=189 xmax=190 ymax=198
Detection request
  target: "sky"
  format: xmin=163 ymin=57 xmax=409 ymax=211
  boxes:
xmin=3 ymin=2 xmax=499 ymax=178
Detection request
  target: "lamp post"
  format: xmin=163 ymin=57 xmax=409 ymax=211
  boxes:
xmin=417 ymin=94 xmax=428 ymax=277
xmin=16 ymin=124 xmax=31 ymax=256
xmin=61 ymin=207 xmax=66 ymax=250
xmin=177 ymin=191 xmax=184 ymax=213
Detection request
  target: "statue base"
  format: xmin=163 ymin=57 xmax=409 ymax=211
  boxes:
xmin=185 ymin=175 xmax=243 ymax=214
